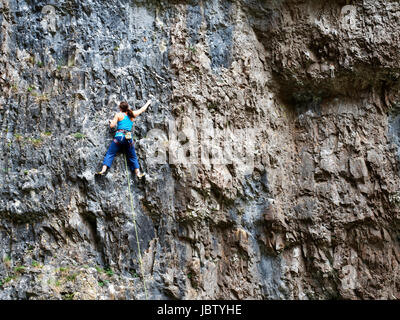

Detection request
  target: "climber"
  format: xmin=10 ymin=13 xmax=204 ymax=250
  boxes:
xmin=96 ymin=100 xmax=152 ymax=178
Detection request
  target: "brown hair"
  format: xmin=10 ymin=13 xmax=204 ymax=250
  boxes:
xmin=119 ymin=101 xmax=135 ymax=120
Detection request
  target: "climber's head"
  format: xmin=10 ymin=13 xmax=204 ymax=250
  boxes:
xmin=119 ymin=101 xmax=135 ymax=119
xmin=119 ymin=101 xmax=129 ymax=112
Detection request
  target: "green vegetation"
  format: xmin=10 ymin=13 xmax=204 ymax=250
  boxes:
xmin=27 ymin=86 xmax=35 ymax=93
xmin=57 ymin=267 xmax=69 ymax=273
xmin=95 ymin=266 xmax=113 ymax=275
xmin=5 ymin=275 xmax=15 ymax=282
xmin=14 ymin=133 xmax=23 ymax=141
xmin=43 ymin=131 xmax=52 ymax=136
xmin=14 ymin=265 xmax=26 ymax=273
xmin=62 ymin=293 xmax=75 ymax=300
xmin=29 ymin=137 xmax=43 ymax=147
xmin=105 ymin=268 xmax=114 ymax=277
xmin=98 ymin=280 xmax=109 ymax=287
xmin=14 ymin=136 xmax=44 ymax=147
xmin=66 ymin=273 xmax=78 ymax=282
xmin=95 ymin=266 xmax=103 ymax=273
xmin=56 ymin=59 xmax=66 ymax=71
xmin=31 ymin=260 xmax=41 ymax=268
xmin=73 ymin=132 xmax=85 ymax=139
xmin=0 ymin=275 xmax=16 ymax=287
xmin=188 ymin=45 xmax=197 ymax=53
xmin=37 ymin=61 xmax=44 ymax=67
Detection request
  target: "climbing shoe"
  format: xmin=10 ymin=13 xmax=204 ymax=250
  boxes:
xmin=136 ymin=172 xmax=146 ymax=179
xmin=95 ymin=171 xmax=106 ymax=176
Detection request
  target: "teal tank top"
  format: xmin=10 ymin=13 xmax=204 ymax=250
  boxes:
xmin=115 ymin=114 xmax=133 ymax=136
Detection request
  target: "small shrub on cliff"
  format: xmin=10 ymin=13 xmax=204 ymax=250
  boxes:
xmin=29 ymin=138 xmax=43 ymax=147
xmin=98 ymin=280 xmax=108 ymax=287
xmin=95 ymin=266 xmax=103 ymax=273
xmin=31 ymin=260 xmax=43 ymax=268
xmin=73 ymin=132 xmax=85 ymax=139
xmin=14 ymin=133 xmax=23 ymax=141
xmin=14 ymin=265 xmax=26 ymax=273
xmin=66 ymin=273 xmax=78 ymax=282
xmin=57 ymin=267 xmax=69 ymax=273
xmin=62 ymin=293 xmax=75 ymax=300
xmin=0 ymin=275 xmax=15 ymax=287
xmin=104 ymin=268 xmax=113 ymax=277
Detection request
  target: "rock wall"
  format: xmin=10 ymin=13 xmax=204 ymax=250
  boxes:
xmin=0 ymin=0 xmax=399 ymax=299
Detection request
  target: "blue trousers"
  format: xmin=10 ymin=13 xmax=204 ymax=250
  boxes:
xmin=102 ymin=135 xmax=139 ymax=171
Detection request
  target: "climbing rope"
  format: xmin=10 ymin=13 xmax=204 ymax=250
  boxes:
xmin=123 ymin=154 xmax=149 ymax=300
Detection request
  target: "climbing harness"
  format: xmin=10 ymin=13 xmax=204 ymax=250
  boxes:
xmin=123 ymin=154 xmax=149 ymax=300
xmin=116 ymin=129 xmax=132 ymax=140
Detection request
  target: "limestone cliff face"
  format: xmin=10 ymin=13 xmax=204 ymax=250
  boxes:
xmin=0 ymin=0 xmax=399 ymax=299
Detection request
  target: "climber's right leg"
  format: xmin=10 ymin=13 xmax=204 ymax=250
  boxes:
xmin=126 ymin=140 xmax=145 ymax=179
xmin=98 ymin=137 xmax=121 ymax=174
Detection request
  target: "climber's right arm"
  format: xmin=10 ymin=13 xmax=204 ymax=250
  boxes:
xmin=109 ymin=113 xmax=120 ymax=128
